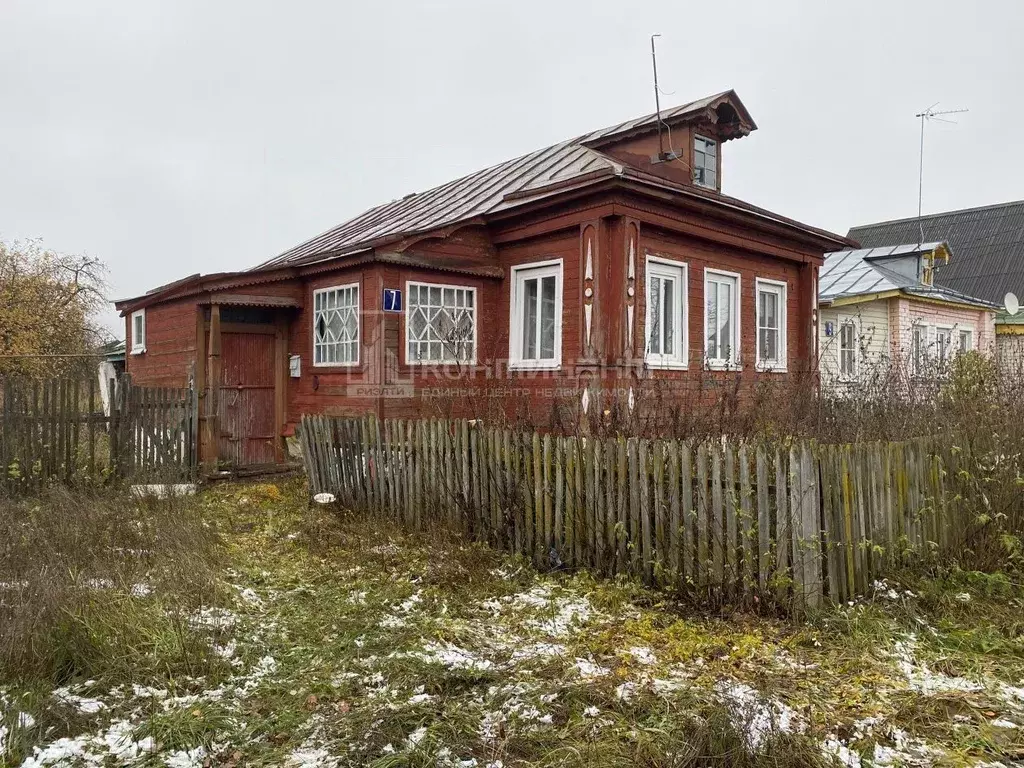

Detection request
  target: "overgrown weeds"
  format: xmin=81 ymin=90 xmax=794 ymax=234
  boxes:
xmin=0 ymin=484 xmax=224 ymax=684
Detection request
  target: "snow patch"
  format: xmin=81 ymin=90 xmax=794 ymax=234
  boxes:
xmin=715 ymin=680 xmax=800 ymax=751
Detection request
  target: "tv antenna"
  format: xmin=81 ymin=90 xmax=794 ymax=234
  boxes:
xmin=651 ymin=34 xmax=665 ymax=159
xmin=915 ymin=103 xmax=968 ymax=243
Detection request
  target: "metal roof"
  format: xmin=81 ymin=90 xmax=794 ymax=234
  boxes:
xmin=819 ymin=243 xmax=997 ymax=309
xmin=848 ymin=200 xmax=1024 ymax=305
xmin=254 ymin=90 xmax=760 ymax=271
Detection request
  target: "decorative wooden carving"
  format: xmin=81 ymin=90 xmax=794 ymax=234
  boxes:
xmin=583 ymin=234 xmax=594 ymax=355
xmin=625 ymin=226 xmax=637 ymax=354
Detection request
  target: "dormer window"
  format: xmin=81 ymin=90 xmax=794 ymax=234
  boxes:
xmin=693 ymin=135 xmax=718 ymax=189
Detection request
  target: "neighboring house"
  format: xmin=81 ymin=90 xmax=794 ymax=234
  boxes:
xmin=114 ymin=90 xmax=851 ymax=467
xmin=818 ymin=242 xmax=997 ymax=389
xmin=97 ymin=339 xmax=125 ymax=416
xmin=848 ymin=200 xmax=1024 ymax=371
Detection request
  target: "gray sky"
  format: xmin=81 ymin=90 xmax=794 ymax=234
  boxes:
xmin=2 ymin=0 xmax=1021 ymax=337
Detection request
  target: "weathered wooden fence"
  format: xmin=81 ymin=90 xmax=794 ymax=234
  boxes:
xmin=299 ymin=415 xmax=967 ymax=610
xmin=0 ymin=374 xmax=198 ymax=491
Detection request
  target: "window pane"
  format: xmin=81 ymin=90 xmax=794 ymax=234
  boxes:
xmin=762 ymin=292 xmax=777 ymax=330
xmin=764 ymin=328 xmax=777 ymax=362
xmin=523 ymin=278 xmax=538 ymax=359
xmin=706 ymin=285 xmax=719 ymax=360
xmin=719 ymin=282 xmax=732 ymax=360
xmin=649 ymin=276 xmax=662 ymax=355
xmin=540 ymin=275 xmax=556 ymax=359
xmin=663 ymin=278 xmax=674 ymax=354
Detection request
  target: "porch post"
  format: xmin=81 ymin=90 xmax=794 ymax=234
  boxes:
xmin=194 ymin=307 xmax=207 ymax=466
xmin=273 ymin=313 xmax=287 ymax=463
xmin=205 ymin=304 xmax=221 ymax=471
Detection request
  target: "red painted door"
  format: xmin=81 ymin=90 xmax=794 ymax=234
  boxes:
xmin=218 ymin=332 xmax=276 ymax=466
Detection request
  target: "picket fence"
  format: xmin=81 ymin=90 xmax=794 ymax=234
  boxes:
xmin=0 ymin=374 xmax=198 ymax=491
xmin=299 ymin=415 xmax=965 ymax=610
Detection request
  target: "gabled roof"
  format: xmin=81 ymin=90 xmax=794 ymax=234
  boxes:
xmin=847 ymin=199 xmax=1024 ymax=305
xmin=820 ymin=243 xmax=998 ymax=309
xmin=253 ymin=90 xmax=801 ymax=272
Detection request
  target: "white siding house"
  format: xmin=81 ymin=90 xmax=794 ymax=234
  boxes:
xmin=818 ymin=243 xmax=997 ymax=390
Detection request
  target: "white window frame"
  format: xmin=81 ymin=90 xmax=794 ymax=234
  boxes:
xmin=958 ymin=328 xmax=973 ymax=353
xmin=935 ymin=326 xmax=953 ymax=366
xmin=704 ymin=268 xmax=741 ymax=370
xmin=644 ymin=255 xmax=688 ymax=370
xmin=755 ymin=278 xmax=787 ymax=372
xmin=693 ymin=134 xmax=718 ymax=189
xmin=405 ymin=280 xmax=478 ymax=365
xmin=838 ymin=316 xmax=858 ymax=380
xmin=911 ymin=322 xmax=928 ymax=376
xmin=312 ymin=282 xmax=360 ymax=368
xmin=509 ymin=259 xmax=563 ymax=370
xmin=130 ymin=309 xmax=146 ymax=355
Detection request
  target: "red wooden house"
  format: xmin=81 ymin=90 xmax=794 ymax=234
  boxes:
xmin=115 ymin=90 xmax=851 ymax=467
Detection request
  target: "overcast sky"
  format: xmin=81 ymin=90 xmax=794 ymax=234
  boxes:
xmin=2 ymin=0 xmax=1021 ymax=336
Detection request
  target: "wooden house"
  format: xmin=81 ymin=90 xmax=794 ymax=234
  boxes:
xmin=115 ymin=90 xmax=851 ymax=467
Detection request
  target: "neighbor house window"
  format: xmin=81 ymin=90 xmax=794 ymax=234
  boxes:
xmin=693 ymin=135 xmax=718 ymax=189
xmin=704 ymin=269 xmax=740 ymax=368
xmin=912 ymin=323 xmax=927 ymax=376
xmin=130 ymin=310 xmax=146 ymax=355
xmin=510 ymin=260 xmax=562 ymax=369
xmin=959 ymin=329 xmax=973 ymax=353
xmin=313 ymin=283 xmax=360 ymax=366
xmin=935 ymin=327 xmax=952 ymax=365
xmin=839 ymin=319 xmax=857 ymax=379
xmin=755 ymin=279 xmax=787 ymax=371
xmin=406 ymin=282 xmax=476 ymax=364
xmin=645 ymin=256 xmax=688 ymax=368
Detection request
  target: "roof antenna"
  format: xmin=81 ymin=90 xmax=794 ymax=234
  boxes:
xmin=651 ymin=34 xmax=665 ymax=160
xmin=915 ymin=103 xmax=968 ymax=245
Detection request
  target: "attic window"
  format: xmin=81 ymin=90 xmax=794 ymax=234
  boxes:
xmin=693 ymin=135 xmax=717 ymax=189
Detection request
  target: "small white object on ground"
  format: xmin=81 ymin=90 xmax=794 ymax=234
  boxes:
xmin=312 ymin=492 xmax=336 ymax=504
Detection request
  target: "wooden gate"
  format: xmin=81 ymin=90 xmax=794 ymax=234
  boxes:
xmin=217 ymin=331 xmax=277 ymax=466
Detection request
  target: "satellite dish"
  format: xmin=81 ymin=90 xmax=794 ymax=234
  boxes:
xmin=1005 ymin=292 xmax=1020 ymax=316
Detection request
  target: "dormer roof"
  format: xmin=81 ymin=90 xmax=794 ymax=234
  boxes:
xmin=581 ymin=89 xmax=756 ymax=149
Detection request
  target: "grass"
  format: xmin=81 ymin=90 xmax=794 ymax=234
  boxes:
xmin=2 ymin=480 xmax=1024 ymax=766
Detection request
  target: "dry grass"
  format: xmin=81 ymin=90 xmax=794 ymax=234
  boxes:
xmin=0 ymin=485 xmax=224 ymax=684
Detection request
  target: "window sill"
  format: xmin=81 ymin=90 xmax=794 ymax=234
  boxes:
xmin=406 ymin=360 xmax=479 ymax=368
xmin=705 ymin=361 xmax=741 ymax=372
xmin=755 ymin=363 xmax=788 ymax=373
xmin=645 ymin=359 xmax=688 ymax=371
xmin=508 ymin=361 xmax=561 ymax=372
xmin=311 ymin=362 xmax=361 ymax=370
xmin=130 ymin=349 xmax=146 ymax=356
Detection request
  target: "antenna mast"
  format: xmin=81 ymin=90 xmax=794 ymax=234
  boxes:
xmin=651 ymin=34 xmax=664 ymax=159
xmin=915 ymin=103 xmax=968 ymax=244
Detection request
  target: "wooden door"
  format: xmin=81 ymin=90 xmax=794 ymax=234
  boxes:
xmin=218 ymin=331 xmax=276 ymax=466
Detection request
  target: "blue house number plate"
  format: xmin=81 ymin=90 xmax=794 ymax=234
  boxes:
xmin=383 ymin=288 xmax=402 ymax=312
